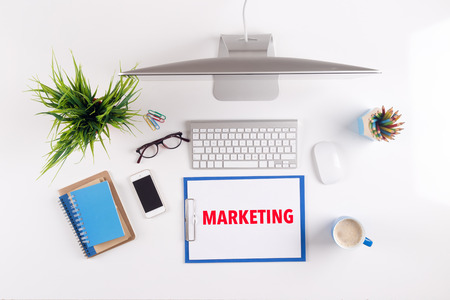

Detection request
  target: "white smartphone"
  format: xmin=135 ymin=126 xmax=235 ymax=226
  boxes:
xmin=130 ymin=170 xmax=166 ymax=218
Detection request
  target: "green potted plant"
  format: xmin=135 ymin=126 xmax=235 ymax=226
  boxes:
xmin=30 ymin=53 xmax=140 ymax=179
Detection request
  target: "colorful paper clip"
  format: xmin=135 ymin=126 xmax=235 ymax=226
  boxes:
xmin=148 ymin=109 xmax=166 ymax=123
xmin=147 ymin=112 xmax=164 ymax=124
xmin=143 ymin=114 xmax=158 ymax=130
xmin=148 ymin=114 xmax=160 ymax=130
xmin=144 ymin=109 xmax=166 ymax=130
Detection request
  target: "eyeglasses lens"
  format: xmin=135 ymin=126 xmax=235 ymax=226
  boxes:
xmin=162 ymin=136 xmax=182 ymax=149
xmin=142 ymin=144 xmax=159 ymax=158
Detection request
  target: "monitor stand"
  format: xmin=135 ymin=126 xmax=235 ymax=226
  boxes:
xmin=213 ymin=34 xmax=279 ymax=101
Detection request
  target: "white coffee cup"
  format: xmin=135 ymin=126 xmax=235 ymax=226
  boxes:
xmin=332 ymin=216 xmax=373 ymax=249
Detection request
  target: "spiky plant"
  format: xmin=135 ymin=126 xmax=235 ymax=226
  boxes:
xmin=30 ymin=53 xmax=140 ymax=179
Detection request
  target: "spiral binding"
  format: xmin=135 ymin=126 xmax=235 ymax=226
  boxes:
xmin=69 ymin=194 xmax=91 ymax=244
xmin=59 ymin=194 xmax=95 ymax=258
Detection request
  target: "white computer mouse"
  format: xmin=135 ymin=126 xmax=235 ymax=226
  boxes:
xmin=313 ymin=141 xmax=343 ymax=184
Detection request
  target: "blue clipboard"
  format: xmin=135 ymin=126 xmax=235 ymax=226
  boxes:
xmin=183 ymin=175 xmax=306 ymax=263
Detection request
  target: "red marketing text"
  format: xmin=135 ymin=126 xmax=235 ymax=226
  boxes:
xmin=203 ymin=209 xmax=294 ymax=225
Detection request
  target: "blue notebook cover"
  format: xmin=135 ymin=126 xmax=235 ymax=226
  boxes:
xmin=60 ymin=181 xmax=125 ymax=253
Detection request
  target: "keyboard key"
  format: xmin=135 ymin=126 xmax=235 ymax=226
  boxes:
xmin=281 ymin=154 xmax=296 ymax=160
xmin=193 ymin=147 xmax=205 ymax=154
xmin=224 ymin=161 xmax=259 ymax=168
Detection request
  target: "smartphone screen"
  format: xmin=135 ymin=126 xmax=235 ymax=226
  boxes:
xmin=132 ymin=175 xmax=163 ymax=212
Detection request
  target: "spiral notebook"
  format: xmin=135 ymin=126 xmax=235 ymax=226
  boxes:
xmin=58 ymin=171 xmax=135 ymax=258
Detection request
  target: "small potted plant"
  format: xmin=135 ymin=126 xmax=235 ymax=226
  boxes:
xmin=30 ymin=52 xmax=140 ymax=179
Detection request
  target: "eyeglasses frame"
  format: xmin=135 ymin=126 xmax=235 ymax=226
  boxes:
xmin=136 ymin=131 xmax=190 ymax=163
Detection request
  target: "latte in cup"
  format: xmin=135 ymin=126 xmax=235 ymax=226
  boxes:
xmin=333 ymin=218 xmax=364 ymax=248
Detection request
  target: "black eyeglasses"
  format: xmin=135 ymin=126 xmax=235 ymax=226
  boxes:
xmin=136 ymin=132 xmax=190 ymax=163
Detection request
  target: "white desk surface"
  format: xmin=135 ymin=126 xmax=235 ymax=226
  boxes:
xmin=2 ymin=0 xmax=450 ymax=299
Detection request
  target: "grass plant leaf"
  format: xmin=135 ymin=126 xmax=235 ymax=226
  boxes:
xmin=30 ymin=52 xmax=140 ymax=180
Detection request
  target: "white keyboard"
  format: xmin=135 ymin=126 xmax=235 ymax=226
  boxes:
xmin=190 ymin=120 xmax=298 ymax=169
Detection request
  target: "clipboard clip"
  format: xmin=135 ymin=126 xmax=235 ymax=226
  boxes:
xmin=185 ymin=198 xmax=196 ymax=241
